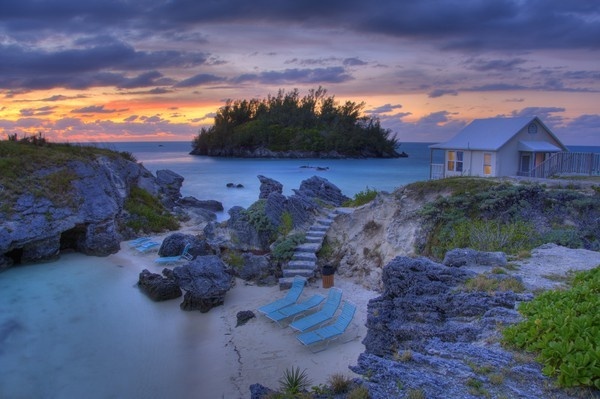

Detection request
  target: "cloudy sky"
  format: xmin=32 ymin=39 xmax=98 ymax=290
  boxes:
xmin=1 ymin=0 xmax=599 ymax=145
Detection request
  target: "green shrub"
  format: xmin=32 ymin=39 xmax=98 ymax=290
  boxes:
xmin=279 ymin=211 xmax=294 ymax=236
xmin=502 ymin=267 xmax=600 ymax=389
xmin=278 ymin=366 xmax=312 ymax=395
xmin=327 ymin=373 xmax=352 ymax=394
xmin=347 ymin=385 xmax=370 ymax=399
xmin=272 ymin=233 xmax=305 ymax=262
xmin=343 ymin=187 xmax=378 ymax=207
xmin=124 ymin=187 xmax=179 ymax=233
xmin=243 ymin=199 xmax=274 ymax=235
xmin=464 ymin=274 xmax=525 ymax=293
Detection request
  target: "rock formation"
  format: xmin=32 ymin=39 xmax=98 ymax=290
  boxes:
xmin=137 ymin=269 xmax=182 ymax=301
xmin=172 ymin=256 xmax=234 ymax=312
xmin=351 ymin=256 xmax=573 ymax=399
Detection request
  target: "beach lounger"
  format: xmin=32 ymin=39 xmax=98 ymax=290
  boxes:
xmin=257 ymin=276 xmax=306 ymax=315
xmin=134 ymin=241 xmax=160 ymax=252
xmin=128 ymin=237 xmax=151 ymax=247
xmin=154 ymin=243 xmax=193 ymax=264
xmin=296 ymin=301 xmax=356 ymax=352
xmin=289 ymin=287 xmax=342 ymax=332
xmin=265 ymin=294 xmax=325 ymax=326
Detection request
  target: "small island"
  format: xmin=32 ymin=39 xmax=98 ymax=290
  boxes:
xmin=190 ymin=87 xmax=406 ymax=158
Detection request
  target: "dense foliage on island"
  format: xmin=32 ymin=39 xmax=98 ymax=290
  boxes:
xmin=190 ymin=87 xmax=402 ymax=158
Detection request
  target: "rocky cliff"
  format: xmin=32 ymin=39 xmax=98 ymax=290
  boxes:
xmin=0 ymin=150 xmax=182 ymax=269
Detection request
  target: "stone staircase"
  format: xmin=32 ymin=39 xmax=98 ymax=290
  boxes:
xmin=278 ymin=208 xmax=352 ymax=289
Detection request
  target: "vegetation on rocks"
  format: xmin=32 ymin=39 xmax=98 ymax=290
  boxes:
xmin=271 ymin=233 xmax=305 ymax=262
xmin=124 ymin=187 xmax=179 ymax=233
xmin=342 ymin=187 xmax=378 ymax=207
xmin=191 ymin=87 xmax=399 ymax=158
xmin=0 ymin=135 xmax=135 ymax=209
xmin=414 ymin=178 xmax=600 ymax=259
xmin=503 ymin=267 xmax=600 ymax=389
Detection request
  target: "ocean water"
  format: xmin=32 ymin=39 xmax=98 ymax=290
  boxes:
xmin=106 ymin=141 xmax=438 ymax=220
xmin=1 ymin=141 xmax=598 ymax=398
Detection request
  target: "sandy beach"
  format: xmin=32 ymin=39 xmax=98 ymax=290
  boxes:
xmin=113 ymin=244 xmax=378 ymax=398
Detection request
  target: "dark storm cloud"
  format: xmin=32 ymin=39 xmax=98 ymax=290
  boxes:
xmin=232 ymin=67 xmax=352 ymax=85
xmin=175 ymin=74 xmax=226 ymax=88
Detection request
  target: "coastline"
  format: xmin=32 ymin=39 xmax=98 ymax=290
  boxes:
xmin=0 ymin=242 xmax=377 ymax=399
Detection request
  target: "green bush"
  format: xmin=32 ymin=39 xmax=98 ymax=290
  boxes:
xmin=343 ymin=187 xmax=378 ymax=207
xmin=243 ymin=200 xmax=274 ymax=235
xmin=502 ymin=267 xmax=600 ymax=389
xmin=272 ymin=233 xmax=305 ymax=262
xmin=124 ymin=187 xmax=179 ymax=233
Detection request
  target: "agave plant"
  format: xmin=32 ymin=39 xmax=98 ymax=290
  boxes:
xmin=278 ymin=366 xmax=312 ymax=395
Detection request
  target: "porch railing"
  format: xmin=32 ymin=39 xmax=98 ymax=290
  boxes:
xmin=522 ymin=152 xmax=600 ymax=178
xmin=430 ymin=163 xmax=444 ymax=180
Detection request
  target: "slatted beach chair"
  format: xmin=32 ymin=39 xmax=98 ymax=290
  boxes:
xmin=296 ymin=301 xmax=357 ymax=352
xmin=128 ymin=237 xmax=151 ymax=247
xmin=257 ymin=276 xmax=306 ymax=315
xmin=289 ymin=287 xmax=342 ymax=332
xmin=265 ymin=294 xmax=325 ymax=326
xmin=134 ymin=241 xmax=160 ymax=252
xmin=154 ymin=243 xmax=193 ymax=264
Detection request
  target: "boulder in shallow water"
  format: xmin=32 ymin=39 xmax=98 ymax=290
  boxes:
xmin=173 ymin=256 xmax=234 ymax=312
xmin=137 ymin=269 xmax=182 ymax=301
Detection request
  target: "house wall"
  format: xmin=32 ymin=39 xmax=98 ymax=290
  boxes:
xmin=444 ymin=150 xmax=498 ymax=177
xmin=497 ymin=122 xmax=563 ymax=176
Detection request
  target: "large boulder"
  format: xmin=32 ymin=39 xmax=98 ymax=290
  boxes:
xmin=158 ymin=232 xmax=212 ymax=258
xmin=295 ymin=175 xmax=349 ymax=206
xmin=258 ymin=175 xmax=283 ymax=199
xmin=443 ymin=248 xmax=507 ymax=268
xmin=156 ymin=169 xmax=184 ymax=208
xmin=178 ymin=197 xmax=223 ymax=212
xmin=138 ymin=269 xmax=182 ymax=301
xmin=227 ymin=206 xmax=272 ymax=251
xmin=236 ymin=253 xmax=277 ymax=285
xmin=172 ymin=256 xmax=234 ymax=312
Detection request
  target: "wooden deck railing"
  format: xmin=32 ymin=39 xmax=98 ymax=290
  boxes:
xmin=522 ymin=152 xmax=600 ymax=178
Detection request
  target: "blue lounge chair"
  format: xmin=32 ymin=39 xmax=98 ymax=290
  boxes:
xmin=154 ymin=243 xmax=193 ymax=264
xmin=134 ymin=241 xmax=160 ymax=252
xmin=128 ymin=237 xmax=151 ymax=247
xmin=289 ymin=287 xmax=342 ymax=332
xmin=257 ymin=276 xmax=306 ymax=315
xmin=296 ymin=301 xmax=357 ymax=352
xmin=265 ymin=294 xmax=325 ymax=326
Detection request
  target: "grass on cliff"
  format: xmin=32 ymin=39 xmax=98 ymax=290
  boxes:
xmin=0 ymin=139 xmax=136 ymax=208
xmin=502 ymin=267 xmax=600 ymax=389
xmin=411 ymin=177 xmax=600 ymax=259
xmin=124 ymin=187 xmax=179 ymax=233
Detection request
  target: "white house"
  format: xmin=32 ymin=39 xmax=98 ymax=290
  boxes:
xmin=429 ymin=116 xmax=568 ymax=179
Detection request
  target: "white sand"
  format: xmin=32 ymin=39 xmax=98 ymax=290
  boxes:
xmin=114 ymin=245 xmax=378 ymax=398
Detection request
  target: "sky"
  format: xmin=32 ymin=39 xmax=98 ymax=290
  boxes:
xmin=0 ymin=0 xmax=599 ymax=145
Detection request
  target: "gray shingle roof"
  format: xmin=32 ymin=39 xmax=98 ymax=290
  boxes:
xmin=430 ymin=116 xmax=543 ymax=151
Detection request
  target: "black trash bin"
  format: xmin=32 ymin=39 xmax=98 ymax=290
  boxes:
xmin=322 ymin=265 xmax=335 ymax=288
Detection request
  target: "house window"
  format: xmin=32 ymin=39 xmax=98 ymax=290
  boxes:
xmin=447 ymin=151 xmax=464 ymax=172
xmin=483 ymin=153 xmax=492 ymax=175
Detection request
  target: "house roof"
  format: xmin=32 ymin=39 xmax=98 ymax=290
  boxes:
xmin=518 ymin=141 xmax=562 ymax=152
xmin=429 ymin=116 xmax=566 ymax=151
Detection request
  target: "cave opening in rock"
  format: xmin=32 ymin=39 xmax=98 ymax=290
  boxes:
xmin=60 ymin=224 xmax=87 ymax=251
xmin=5 ymin=248 xmax=23 ymax=264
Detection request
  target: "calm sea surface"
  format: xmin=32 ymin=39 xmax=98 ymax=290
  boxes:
xmin=104 ymin=141 xmax=439 ymax=219
xmin=1 ymin=141 xmax=598 ymax=398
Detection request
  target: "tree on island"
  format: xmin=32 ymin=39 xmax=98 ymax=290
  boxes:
xmin=191 ymin=87 xmax=403 ymax=158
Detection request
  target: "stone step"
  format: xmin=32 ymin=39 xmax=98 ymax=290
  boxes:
xmin=335 ymin=207 xmax=354 ymax=215
xmin=306 ymin=230 xmax=326 ymax=238
xmin=305 ymin=236 xmax=323 ymax=244
xmin=282 ymin=269 xmax=314 ymax=278
xmin=316 ymin=218 xmax=332 ymax=226
xmin=292 ymin=252 xmax=317 ymax=261
xmin=295 ymin=243 xmax=321 ymax=253
xmin=309 ymin=225 xmax=328 ymax=232
xmin=287 ymin=260 xmax=316 ymax=270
